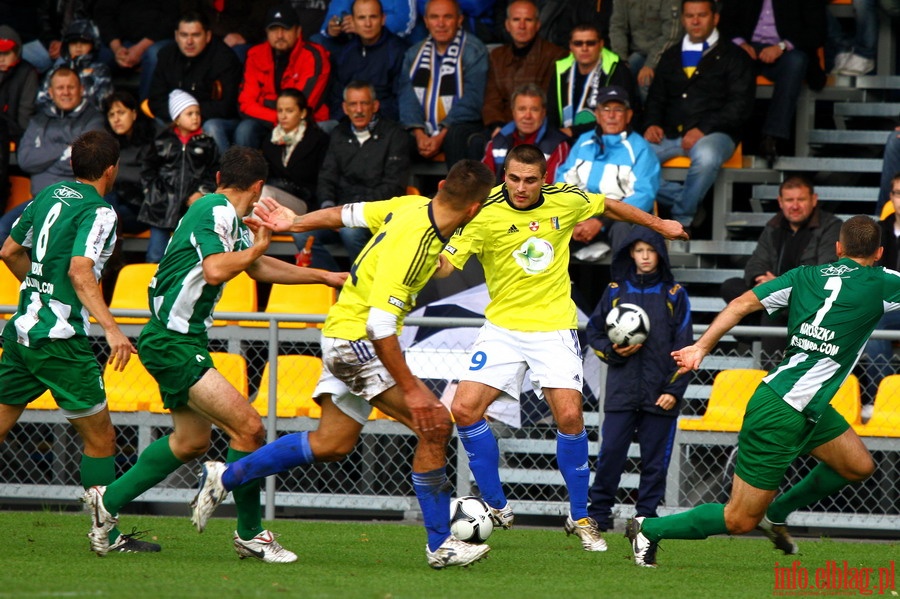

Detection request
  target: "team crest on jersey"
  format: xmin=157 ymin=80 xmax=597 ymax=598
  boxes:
xmin=529 ymin=221 xmax=539 ymax=232
xmin=52 ymin=185 xmax=83 ymax=202
xmin=821 ymin=264 xmax=857 ymax=277
xmin=551 ymin=217 xmax=560 ymax=230
xmin=513 ymin=237 xmax=554 ymax=274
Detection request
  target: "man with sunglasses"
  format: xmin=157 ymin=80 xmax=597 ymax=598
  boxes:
xmin=548 ymin=23 xmax=636 ymax=143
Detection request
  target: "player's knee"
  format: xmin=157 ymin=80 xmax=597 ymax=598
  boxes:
xmin=844 ymin=454 xmax=876 ymax=482
xmin=237 ymin=418 xmax=266 ymax=450
xmin=554 ymin=409 xmax=583 ymax=434
xmin=309 ymin=433 xmax=354 ymax=462
xmin=450 ymin=402 xmax=480 ymax=427
xmin=724 ymin=511 xmax=760 ymax=535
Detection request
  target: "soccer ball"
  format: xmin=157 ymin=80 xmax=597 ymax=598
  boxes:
xmin=449 ymin=496 xmax=494 ymax=544
xmin=605 ymin=302 xmax=650 ymax=346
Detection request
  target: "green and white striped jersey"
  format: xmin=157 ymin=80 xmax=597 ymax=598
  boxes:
xmin=754 ymin=258 xmax=900 ymax=419
xmin=147 ymin=194 xmax=251 ymax=336
xmin=7 ymin=181 xmax=117 ymax=348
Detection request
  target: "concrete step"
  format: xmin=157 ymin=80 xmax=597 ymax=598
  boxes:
xmin=772 ymin=157 xmax=883 ymax=172
xmin=807 ymin=129 xmax=890 ymax=145
xmin=752 ymin=185 xmax=879 ymax=203
xmin=833 ymin=102 xmax=900 ymax=118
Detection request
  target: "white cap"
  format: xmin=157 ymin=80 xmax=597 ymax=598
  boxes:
xmin=168 ymin=89 xmax=199 ymax=120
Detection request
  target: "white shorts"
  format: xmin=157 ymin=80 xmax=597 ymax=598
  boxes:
xmin=459 ymin=322 xmax=584 ymax=400
xmin=314 ymin=337 xmax=396 ymax=425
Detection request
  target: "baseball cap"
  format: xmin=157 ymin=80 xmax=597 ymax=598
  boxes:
xmin=595 ymin=86 xmax=631 ymax=108
xmin=266 ymin=5 xmax=300 ymax=29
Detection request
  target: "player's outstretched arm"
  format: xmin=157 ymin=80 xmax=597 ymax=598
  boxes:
xmin=69 ymin=257 xmax=136 ymax=371
xmin=603 ymin=198 xmax=689 ymax=240
xmin=247 ymin=254 xmax=348 ymax=288
xmin=671 ymin=290 xmax=763 ymax=374
xmin=248 ymin=197 xmax=345 ymax=233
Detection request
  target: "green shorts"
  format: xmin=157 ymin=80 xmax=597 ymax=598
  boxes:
xmin=0 ymin=334 xmax=105 ymax=415
xmin=137 ymin=322 xmax=212 ymax=410
xmin=736 ymin=383 xmax=850 ymax=490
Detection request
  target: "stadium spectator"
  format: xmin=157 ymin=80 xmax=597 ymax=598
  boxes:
xmin=482 ymin=82 xmax=569 ymax=184
xmin=482 ymin=0 xmax=567 ymax=136
xmin=83 ymin=145 xmax=346 ymax=561
xmin=535 ymin=0 xmax=613 ymax=48
xmin=719 ymin=0 xmax=827 ymax=167
xmin=0 ymin=67 xmax=104 ymax=246
xmin=189 ymin=161 xmax=494 ymax=569
xmin=147 ymin=11 xmax=242 ymax=155
xmin=608 ymin=0 xmax=683 ymax=102
xmin=0 ymin=25 xmax=38 ymax=212
xmin=237 ymin=3 xmax=331 ymax=149
xmin=878 ymin=126 xmax=900 ymax=213
xmin=285 ymin=0 xmax=330 ymax=38
xmin=861 ymin=172 xmax=900 ymax=421
xmin=643 ymin=0 xmax=755 ymax=234
xmin=434 ymin=144 xmax=688 ymax=552
xmin=91 ymin=0 xmax=180 ymax=100
xmin=319 ymin=0 xmax=417 ymax=44
xmin=293 ymin=81 xmax=409 ymax=271
xmin=180 ymin=0 xmax=279 ymax=62
xmin=0 ymin=3 xmax=56 ymax=73
xmin=326 ymin=0 xmax=409 ymax=122
xmin=412 ymin=0 xmax=501 ymax=44
xmin=139 ymin=90 xmax=219 ymax=263
xmin=0 ymin=130 xmax=159 ymax=554
xmin=629 ymin=215 xmax=891 ymax=567
xmin=399 ymin=0 xmax=489 ymax=164
xmin=558 ymin=86 xmax=661 ymax=252
xmin=260 ymin=89 xmax=330 ymax=216
xmin=585 ymin=226 xmax=692 ymax=539
xmin=827 ymin=0 xmax=900 ymax=77
xmin=102 ymin=90 xmax=155 ymax=236
xmin=720 ymin=176 xmax=841 ymax=365
xmin=36 ymin=19 xmax=111 ymax=112
xmin=547 ymin=23 xmax=636 ymax=143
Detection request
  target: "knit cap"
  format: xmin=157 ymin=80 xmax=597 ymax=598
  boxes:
xmin=168 ymin=89 xmax=199 ymax=120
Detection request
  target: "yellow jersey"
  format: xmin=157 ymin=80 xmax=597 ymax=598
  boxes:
xmin=444 ymin=183 xmax=605 ymax=331
xmin=324 ymin=198 xmax=445 ymax=340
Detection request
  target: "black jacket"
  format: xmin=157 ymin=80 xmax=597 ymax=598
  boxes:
xmin=644 ymin=33 xmax=755 ymax=142
xmin=109 ymin=117 xmax=157 ymax=213
xmin=877 ymin=217 xmax=900 ymax=272
xmin=719 ymin=0 xmax=827 ymax=90
xmin=316 ymin=117 xmax=410 ymax=209
xmin=261 ymin=125 xmax=330 ymax=210
xmin=92 ymin=0 xmax=180 ymax=45
xmin=148 ymin=37 xmax=242 ymax=122
xmin=139 ymin=127 xmax=219 ymax=229
xmin=586 ymin=226 xmax=693 ymax=416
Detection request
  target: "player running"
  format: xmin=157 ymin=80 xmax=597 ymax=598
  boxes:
xmin=627 ymin=215 xmax=897 ymax=567
xmin=434 ymin=144 xmax=688 ymax=551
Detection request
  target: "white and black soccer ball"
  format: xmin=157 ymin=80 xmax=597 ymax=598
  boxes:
xmin=449 ymin=496 xmax=494 ymax=544
xmin=605 ymin=302 xmax=650 ymax=346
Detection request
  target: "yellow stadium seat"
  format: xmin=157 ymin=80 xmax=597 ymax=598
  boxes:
xmin=252 ymin=355 xmax=323 ymax=417
xmin=212 ymin=272 xmax=257 ymax=326
xmin=853 ymin=375 xmax=900 ymax=437
xmin=211 ymin=351 xmax=249 ymax=397
xmin=663 ymin=143 xmax=743 ymax=169
xmin=109 ymin=263 xmax=157 ymax=324
xmin=104 ymin=355 xmax=162 ymax=412
xmin=1 ymin=262 xmax=20 ymax=319
xmin=831 ymin=374 xmax=861 ymax=426
xmin=240 ymin=283 xmax=335 ymax=329
xmin=679 ymin=369 xmax=767 ymax=432
xmin=881 ymin=201 xmax=895 ymax=221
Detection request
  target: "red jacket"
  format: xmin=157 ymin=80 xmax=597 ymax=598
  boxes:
xmin=239 ymin=39 xmax=330 ymax=123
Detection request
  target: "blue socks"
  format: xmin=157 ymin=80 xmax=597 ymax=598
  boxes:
xmin=456 ymin=420 xmax=507 ymax=509
xmin=222 ymin=431 xmax=316 ymax=491
xmin=557 ymin=429 xmax=590 ymax=520
xmin=412 ymin=468 xmax=451 ymax=552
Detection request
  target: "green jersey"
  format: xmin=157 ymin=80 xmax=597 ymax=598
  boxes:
xmin=753 ymin=258 xmax=900 ymax=419
xmin=148 ymin=194 xmax=251 ymax=336
xmin=7 ymin=181 xmax=116 ymax=348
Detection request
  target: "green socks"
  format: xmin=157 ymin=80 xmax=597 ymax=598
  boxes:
xmin=641 ymin=503 xmax=728 ymax=542
xmin=228 ymin=448 xmax=262 ymax=541
xmin=767 ymin=463 xmax=852 ymax=524
xmin=102 ymin=435 xmax=185 ymax=515
xmin=80 ymin=454 xmax=121 ymax=541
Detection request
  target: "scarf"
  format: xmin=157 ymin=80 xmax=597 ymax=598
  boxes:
xmin=271 ymin=121 xmax=306 ymax=166
xmin=681 ymin=29 xmax=718 ymax=78
xmin=564 ymin=61 xmax=606 ymax=128
xmin=409 ymin=29 xmax=466 ymax=135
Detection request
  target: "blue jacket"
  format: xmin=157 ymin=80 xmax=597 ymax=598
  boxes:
xmin=586 ymin=226 xmax=693 ymax=416
xmin=329 ymin=31 xmax=409 ymax=122
xmin=398 ymin=33 xmax=488 ymax=130
xmin=555 ymin=128 xmax=660 ymax=213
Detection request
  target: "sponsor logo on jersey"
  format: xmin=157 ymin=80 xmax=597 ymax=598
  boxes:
xmin=529 ymin=221 xmax=539 ymax=232
xmin=821 ymin=264 xmax=857 ymax=277
xmin=444 ymin=245 xmax=457 ymax=255
xmin=388 ymin=296 xmax=406 ymax=309
xmin=512 ymin=237 xmax=554 ymax=274
xmin=507 ymin=224 xmax=519 ymax=234
xmin=52 ymin=185 xmax=83 ymax=204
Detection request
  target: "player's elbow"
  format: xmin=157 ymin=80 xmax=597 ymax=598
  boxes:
xmin=202 ymin=263 xmax=229 ymax=287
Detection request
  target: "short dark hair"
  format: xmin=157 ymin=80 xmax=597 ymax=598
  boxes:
xmin=682 ymin=0 xmax=718 ymax=14
xmin=440 ymin=160 xmax=494 ymax=210
xmin=219 ymin=146 xmax=268 ymax=190
xmin=49 ymin=66 xmax=80 ymax=85
xmin=504 ymin=144 xmax=547 ymax=177
xmin=343 ymin=80 xmax=377 ymax=102
xmin=779 ymin=175 xmax=815 ymax=196
xmin=569 ymin=23 xmax=602 ymax=42
xmin=277 ymin=88 xmax=314 ymax=127
xmin=72 ymin=130 xmax=120 ymax=181
xmin=178 ymin=10 xmax=210 ymax=30
xmin=101 ymin=89 xmax=138 ymax=114
xmin=891 ymin=171 xmax=900 ymax=188
xmin=510 ymin=82 xmax=546 ymax=109
xmin=839 ymin=215 xmax=880 ymax=258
